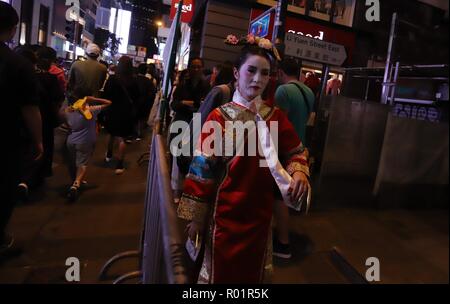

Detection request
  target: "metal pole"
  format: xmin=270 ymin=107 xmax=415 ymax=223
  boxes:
xmin=73 ymin=20 xmax=78 ymax=63
xmin=159 ymin=0 xmax=183 ymax=133
xmin=381 ymin=13 xmax=398 ymax=104
xmin=272 ymin=0 xmax=289 ymax=57
xmin=318 ymin=64 xmax=330 ymax=104
xmin=389 ymin=61 xmax=400 ymax=105
xmin=364 ymin=79 xmax=370 ymax=101
xmin=114 ymin=1 xmax=121 ymax=38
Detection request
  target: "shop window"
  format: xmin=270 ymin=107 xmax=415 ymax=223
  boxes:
xmin=38 ymin=5 xmax=49 ymax=46
xmin=258 ymin=0 xmax=356 ymax=27
xmin=332 ymin=0 xmax=356 ymax=27
xmin=307 ymin=0 xmax=356 ymax=27
xmin=308 ymin=0 xmax=333 ymax=22
xmin=290 ymin=0 xmax=306 ymax=8
xmin=19 ymin=0 xmax=34 ymax=45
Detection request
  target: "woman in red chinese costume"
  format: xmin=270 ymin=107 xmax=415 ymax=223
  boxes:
xmin=177 ymin=35 xmax=310 ymax=283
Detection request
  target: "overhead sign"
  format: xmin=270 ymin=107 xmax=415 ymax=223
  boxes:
xmin=249 ymin=10 xmax=271 ymax=38
xmin=285 ymin=32 xmax=347 ymax=66
xmin=170 ymin=0 xmax=194 ymax=24
xmin=249 ymin=8 xmax=275 ymax=39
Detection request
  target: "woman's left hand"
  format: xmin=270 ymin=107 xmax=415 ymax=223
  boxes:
xmin=289 ymin=171 xmax=309 ymax=203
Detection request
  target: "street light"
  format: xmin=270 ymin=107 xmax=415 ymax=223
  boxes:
xmin=155 ymin=20 xmax=163 ymax=27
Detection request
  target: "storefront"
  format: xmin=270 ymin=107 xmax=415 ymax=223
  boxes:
xmin=190 ymin=0 xmax=355 ymax=93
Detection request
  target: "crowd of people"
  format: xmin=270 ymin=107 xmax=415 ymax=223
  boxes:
xmin=0 ymin=2 xmax=159 ymax=259
xmin=1 ymin=1 xmax=321 ymax=283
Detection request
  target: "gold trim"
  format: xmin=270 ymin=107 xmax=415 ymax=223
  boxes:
xmin=259 ymin=103 xmax=275 ymax=120
xmin=177 ymin=195 xmax=209 ymax=223
xmin=286 ymin=162 xmax=310 ymax=177
xmin=185 ymin=173 xmax=215 ymax=184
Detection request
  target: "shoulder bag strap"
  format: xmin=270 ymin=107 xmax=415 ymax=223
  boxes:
xmin=290 ymin=82 xmax=312 ymax=114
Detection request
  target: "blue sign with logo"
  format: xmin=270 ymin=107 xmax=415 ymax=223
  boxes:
xmin=249 ymin=12 xmax=271 ymax=38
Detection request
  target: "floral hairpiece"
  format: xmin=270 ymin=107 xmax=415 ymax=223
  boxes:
xmin=225 ymin=34 xmax=281 ymax=62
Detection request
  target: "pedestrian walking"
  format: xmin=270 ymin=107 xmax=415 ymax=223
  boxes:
xmin=65 ymin=89 xmax=111 ymax=201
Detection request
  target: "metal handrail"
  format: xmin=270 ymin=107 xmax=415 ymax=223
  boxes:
xmin=99 ymin=119 xmax=190 ymax=284
xmin=141 ymin=131 xmax=189 ymax=284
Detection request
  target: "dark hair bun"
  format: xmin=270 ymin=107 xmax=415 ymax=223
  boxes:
xmin=236 ymin=45 xmax=274 ymax=69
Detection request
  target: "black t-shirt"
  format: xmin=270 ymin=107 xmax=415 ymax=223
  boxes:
xmin=35 ymin=70 xmax=65 ymax=129
xmin=0 ymin=42 xmax=39 ymax=156
xmin=170 ymin=75 xmax=210 ymax=124
xmin=136 ymin=74 xmax=156 ymax=114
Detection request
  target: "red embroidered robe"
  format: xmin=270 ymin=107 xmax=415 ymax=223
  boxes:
xmin=177 ymin=101 xmax=309 ymax=283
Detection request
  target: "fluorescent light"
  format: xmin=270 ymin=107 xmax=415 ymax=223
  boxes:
xmin=109 ymin=8 xmax=131 ymax=55
xmin=109 ymin=8 xmax=116 ymax=33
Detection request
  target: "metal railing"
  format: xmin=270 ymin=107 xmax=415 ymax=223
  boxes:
xmin=99 ymin=123 xmax=189 ymax=284
xmin=141 ymin=133 xmax=189 ymax=284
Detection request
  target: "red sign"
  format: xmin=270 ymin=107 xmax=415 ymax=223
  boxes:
xmin=250 ymin=8 xmax=356 ymax=64
xmin=170 ymin=0 xmax=195 ymax=24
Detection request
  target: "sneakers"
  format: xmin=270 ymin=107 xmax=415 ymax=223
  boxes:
xmin=67 ymin=183 xmax=79 ymax=202
xmin=0 ymin=234 xmax=20 ymax=260
xmin=115 ymin=167 xmax=125 ymax=175
xmin=115 ymin=160 xmax=125 ymax=175
xmin=17 ymin=183 xmax=29 ymax=202
xmin=273 ymin=237 xmax=292 ymax=259
xmin=105 ymin=151 xmax=113 ymax=163
xmin=0 ymin=234 xmax=14 ymax=254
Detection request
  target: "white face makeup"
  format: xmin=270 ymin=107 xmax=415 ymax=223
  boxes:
xmin=234 ymin=54 xmax=271 ymax=101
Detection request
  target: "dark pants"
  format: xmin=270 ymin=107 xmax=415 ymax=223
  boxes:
xmin=19 ymin=143 xmax=44 ymax=189
xmin=0 ymin=157 xmax=19 ymax=243
xmin=41 ymin=124 xmax=55 ymax=178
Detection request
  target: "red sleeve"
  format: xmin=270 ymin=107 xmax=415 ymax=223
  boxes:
xmin=177 ymin=109 xmax=225 ymax=223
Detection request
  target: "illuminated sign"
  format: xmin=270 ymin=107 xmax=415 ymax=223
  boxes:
xmin=109 ymin=8 xmax=131 ymax=55
xmin=170 ymin=0 xmax=195 ymax=23
xmin=249 ymin=12 xmax=271 ymax=38
xmin=287 ymin=29 xmax=324 ymax=40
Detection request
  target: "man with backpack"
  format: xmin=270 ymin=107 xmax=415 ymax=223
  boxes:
xmin=273 ymin=58 xmax=315 ymax=259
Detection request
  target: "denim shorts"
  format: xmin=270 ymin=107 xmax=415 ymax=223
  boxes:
xmin=67 ymin=142 xmax=95 ymax=167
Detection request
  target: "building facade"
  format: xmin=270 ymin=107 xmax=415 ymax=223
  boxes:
xmin=189 ymin=0 xmax=357 ymax=81
xmin=7 ymin=0 xmax=55 ymax=48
